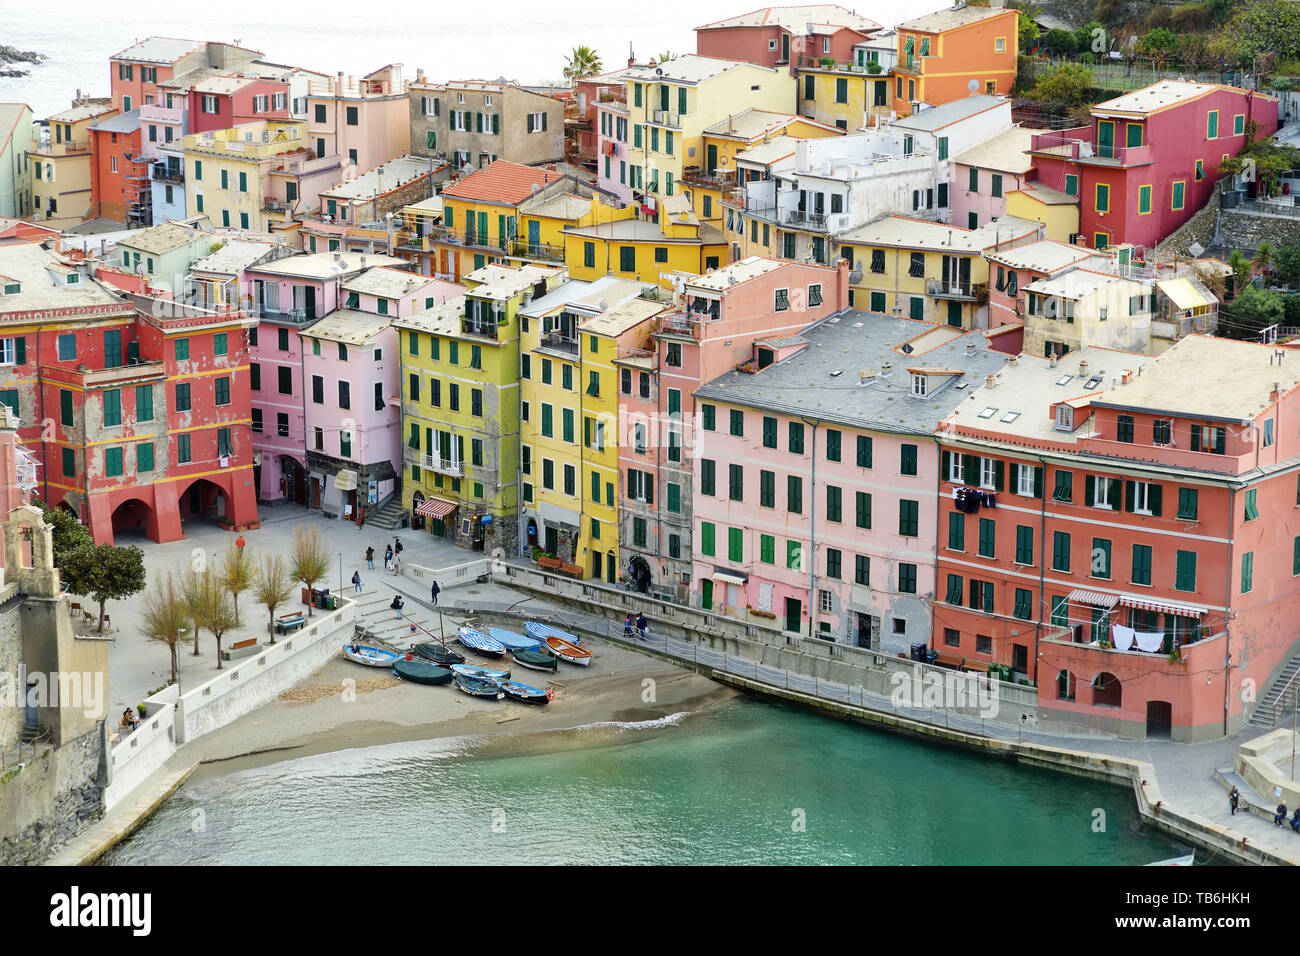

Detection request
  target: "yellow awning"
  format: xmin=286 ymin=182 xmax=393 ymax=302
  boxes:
xmin=334 ymin=469 xmax=358 ymax=492
xmin=1157 ymin=278 xmax=1213 ymax=312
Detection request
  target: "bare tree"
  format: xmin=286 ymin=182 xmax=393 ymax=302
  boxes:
xmin=197 ymin=571 xmax=239 ymax=669
xmin=290 ymin=524 xmax=330 ymax=617
xmin=179 ymin=565 xmax=207 ymax=656
xmin=220 ymin=540 xmax=255 ymax=626
xmin=255 ymin=552 xmax=295 ymax=643
xmin=141 ymin=573 xmax=188 ymax=683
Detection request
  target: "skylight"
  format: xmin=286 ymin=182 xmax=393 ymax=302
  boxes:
xmin=1056 ymin=375 xmax=1072 ymax=386
xmin=978 ymin=407 xmax=997 ymax=419
xmin=1000 ymin=411 xmax=1020 ymax=423
xmin=1084 ymin=376 xmax=1102 ymax=389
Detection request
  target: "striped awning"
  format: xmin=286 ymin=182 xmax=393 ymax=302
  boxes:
xmin=1120 ymin=595 xmax=1206 ymax=618
xmin=713 ymin=570 xmax=748 ymax=586
xmin=415 ymin=497 xmax=457 ymax=519
xmin=1067 ymin=588 xmax=1118 ymax=609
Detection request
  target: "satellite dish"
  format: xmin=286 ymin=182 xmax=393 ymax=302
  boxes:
xmin=655 ymin=68 xmax=664 ymax=76
xmin=1188 ymin=241 xmax=1205 ymax=258
xmin=968 ymin=79 xmax=979 ymax=92
xmin=598 ymin=299 xmax=608 ymax=310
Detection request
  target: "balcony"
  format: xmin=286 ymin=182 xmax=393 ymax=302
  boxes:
xmin=263 ymin=198 xmax=290 ymax=214
xmin=508 ymin=237 xmax=565 ymax=264
xmin=1029 ymin=132 xmax=1154 ymax=167
xmin=681 ymin=165 xmax=736 ymax=190
xmin=31 ymin=138 xmax=90 ymax=157
xmin=42 ymin=359 xmax=166 ymax=389
xmin=421 ymin=223 xmax=508 ymax=253
xmin=648 ymin=109 xmax=681 ymax=130
xmin=422 ymin=453 xmax=463 ymax=477
xmin=537 ymin=331 xmax=579 ymax=356
xmin=926 ymin=279 xmax=988 ymax=301
xmin=152 ymin=163 xmax=184 ymax=185
xmin=258 ymin=307 xmax=314 ymax=325
xmin=459 ymin=317 xmax=499 ymax=341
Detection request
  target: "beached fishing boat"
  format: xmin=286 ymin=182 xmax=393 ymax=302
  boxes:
xmin=524 ymin=621 xmax=582 ymax=645
xmin=343 ymin=643 xmax=402 ymax=668
xmin=413 ymin=643 xmax=465 ymax=667
xmin=392 ymin=658 xmax=454 ymax=685
xmin=457 ymin=627 xmax=506 ymax=657
xmin=486 ymin=626 xmax=541 ymax=652
xmin=500 ymin=680 xmax=552 ymax=705
xmin=451 ymin=663 xmax=510 ymax=682
xmin=543 ymin=635 xmax=592 ymax=667
xmin=512 ymin=648 xmax=559 ymax=673
xmin=453 ymin=673 xmax=504 ymax=699
xmin=1145 ymin=853 xmax=1195 ymax=866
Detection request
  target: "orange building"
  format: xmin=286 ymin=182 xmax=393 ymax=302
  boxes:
xmin=88 ymin=111 xmax=150 ymax=226
xmin=891 ymin=6 xmax=1019 ymax=113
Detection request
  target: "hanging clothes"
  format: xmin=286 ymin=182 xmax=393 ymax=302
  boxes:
xmin=1134 ymin=630 xmax=1165 ymax=653
xmin=1111 ymin=624 xmax=1136 ymax=651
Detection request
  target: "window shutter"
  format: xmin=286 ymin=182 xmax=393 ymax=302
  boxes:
xmin=645 ymin=477 xmax=653 ymax=505
xmin=527 ymin=113 xmax=534 ymax=133
xmin=1008 ymin=462 xmax=1020 ymax=491
xmin=1085 ymin=474 xmax=1095 ymax=504
xmin=476 ymin=111 xmax=483 ymax=133
xmin=963 ymin=454 xmax=978 ymax=486
xmin=941 ymin=450 xmax=950 ymax=477
xmin=492 ymin=113 xmax=499 ymax=134
xmin=1124 ymin=480 xmax=1135 ymax=512
xmin=993 ymin=461 xmax=1004 ymax=491
xmin=1033 ymin=466 xmax=1044 ymax=499
xmin=14 ymin=337 xmax=25 ymax=365
xmin=1149 ymin=485 xmax=1162 ymax=516
xmin=541 ymin=112 xmax=548 ymax=131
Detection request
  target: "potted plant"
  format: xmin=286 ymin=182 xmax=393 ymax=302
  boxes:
xmin=819 ymin=56 xmax=835 ymax=69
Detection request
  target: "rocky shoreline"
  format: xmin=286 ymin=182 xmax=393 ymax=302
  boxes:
xmin=0 ymin=44 xmax=46 ymax=78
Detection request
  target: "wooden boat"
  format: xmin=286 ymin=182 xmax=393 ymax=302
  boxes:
xmin=512 ymin=648 xmax=559 ymax=673
xmin=1145 ymin=853 xmax=1195 ymax=866
xmin=392 ymin=657 xmax=453 ymax=685
xmin=500 ymin=680 xmax=552 ymax=705
xmin=453 ymin=673 xmax=504 ymax=699
xmin=543 ymin=635 xmax=592 ymax=667
xmin=413 ymin=642 xmax=465 ymax=667
xmin=451 ymin=663 xmax=510 ymax=682
xmin=457 ymin=626 xmax=506 ymax=657
xmin=486 ymin=626 xmax=541 ymax=652
xmin=525 ymin=621 xmax=582 ymax=645
xmin=343 ymin=643 xmax=402 ymax=668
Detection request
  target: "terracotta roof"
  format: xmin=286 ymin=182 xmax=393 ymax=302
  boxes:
xmin=442 ymin=160 xmax=565 ymax=206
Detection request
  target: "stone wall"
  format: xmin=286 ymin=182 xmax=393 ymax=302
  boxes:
xmin=1153 ymin=185 xmax=1221 ymax=262
xmin=0 ymin=723 xmax=106 ymax=866
xmin=0 ymin=588 xmax=21 ymax=757
xmin=1220 ymin=209 xmax=1300 ymax=252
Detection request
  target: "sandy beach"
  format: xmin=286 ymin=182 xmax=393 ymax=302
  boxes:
xmin=180 ymin=638 xmax=738 ymax=781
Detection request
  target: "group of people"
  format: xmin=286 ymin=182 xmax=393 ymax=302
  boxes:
xmin=363 ymin=538 xmax=404 ymax=575
xmin=1233 ymin=785 xmax=1300 ymax=833
xmin=623 ymin=612 xmax=648 ymax=641
xmin=119 ymin=709 xmax=140 ymax=733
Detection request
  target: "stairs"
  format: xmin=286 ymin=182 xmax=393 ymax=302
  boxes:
xmin=366 ymin=496 xmax=408 ymax=531
xmin=1248 ymin=655 xmax=1300 ymax=727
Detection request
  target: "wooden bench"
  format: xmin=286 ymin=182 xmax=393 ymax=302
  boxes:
xmin=932 ymin=652 xmax=963 ymax=669
xmin=559 ymin=561 xmax=583 ymax=578
xmin=538 ymin=556 xmax=563 ymax=571
xmin=231 ymin=638 xmax=258 ymax=651
xmin=275 ymin=613 xmax=306 ymax=634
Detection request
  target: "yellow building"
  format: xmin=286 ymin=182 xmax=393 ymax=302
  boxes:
xmin=182 ymin=120 xmax=311 ymax=234
xmin=517 ymin=275 xmax=662 ymax=578
xmin=836 ymin=214 xmax=1042 ymax=327
xmin=622 ymin=55 xmax=796 ymax=207
xmin=562 ymin=194 xmax=726 ymax=288
xmin=31 ymin=102 xmax=117 ymax=228
xmin=796 ymin=66 xmax=892 ymax=130
xmin=395 ymin=262 xmax=565 ymax=554
xmin=680 ymin=109 xmax=843 ymax=225
xmin=1006 ymin=182 xmax=1081 ymax=244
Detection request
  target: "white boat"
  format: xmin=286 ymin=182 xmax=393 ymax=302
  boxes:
xmin=1145 ymin=853 xmax=1194 ymax=866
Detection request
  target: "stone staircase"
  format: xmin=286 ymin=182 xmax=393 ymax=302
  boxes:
xmin=1249 ymin=655 xmax=1300 ymax=727
xmin=366 ymin=496 xmax=407 ymax=532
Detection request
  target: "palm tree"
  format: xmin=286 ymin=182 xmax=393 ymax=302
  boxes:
xmin=651 ymin=51 xmax=675 ymax=66
xmin=1253 ymin=241 xmax=1274 ymax=277
xmin=563 ymin=46 xmax=604 ymax=84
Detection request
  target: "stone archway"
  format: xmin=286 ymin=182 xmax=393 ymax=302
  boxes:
xmin=178 ymin=477 xmax=228 ymax=528
xmin=110 ymin=496 xmax=155 ymax=540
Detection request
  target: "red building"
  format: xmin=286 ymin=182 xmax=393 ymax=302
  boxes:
xmin=1029 ymin=82 xmax=1278 ymax=252
xmin=187 ymin=76 xmax=291 ymax=135
xmin=933 ymin=337 xmax=1300 ymax=742
xmin=88 ymin=110 xmax=150 ymax=226
xmin=695 ymin=4 xmax=878 ymax=72
xmin=0 ymin=244 xmax=258 ymax=545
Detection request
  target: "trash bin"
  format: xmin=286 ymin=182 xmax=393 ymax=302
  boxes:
xmin=909 ymin=641 xmax=928 ymax=662
xmin=326 ymin=594 xmax=339 ymax=611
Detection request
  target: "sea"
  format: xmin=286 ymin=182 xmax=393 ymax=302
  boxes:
xmin=103 ymin=698 xmax=1189 ymax=865
xmin=2 ymin=0 xmax=936 ymax=121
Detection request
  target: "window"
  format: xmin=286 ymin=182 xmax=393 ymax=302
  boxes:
xmin=1052 ymin=531 xmax=1071 ymax=572
xmin=177 ymin=433 xmax=191 ymax=464
xmin=788 ymin=422 xmax=804 ymax=454
xmin=948 ymin=512 xmax=965 ymax=551
xmin=702 ymin=404 xmax=716 ymax=431
xmin=825 ymin=429 xmax=840 ymax=462
xmin=1132 ymin=544 xmax=1152 ymax=586
xmin=338 ymin=381 xmax=350 ymax=409
xmin=1171 ymin=180 xmax=1185 ymax=211
xmin=1175 ymin=551 xmax=1197 ymax=592
xmin=825 ymin=485 xmax=842 ymax=523
xmin=1014 ymin=525 xmax=1034 ymax=565
xmin=1195 ymin=159 xmax=1205 ymax=182
xmin=1088 ymin=475 xmax=1117 ymax=509
xmin=1050 ymin=596 xmax=1069 ymax=629
xmin=855 ymin=491 xmax=871 ymax=529
xmin=729 ymin=409 xmax=744 ymax=437
xmin=1137 ymin=184 xmax=1152 ymax=215
xmin=104 ymin=447 xmax=123 ymax=478
xmin=1177 ymin=487 xmax=1198 ymax=520
xmin=763 ymin=416 xmax=778 ymax=449
xmin=1052 ymin=470 xmax=1072 ymax=502
xmin=1241 ymin=551 xmax=1254 ymax=594
xmin=700 ymin=459 xmax=715 ymax=496
xmin=102 ymin=389 xmax=122 ymax=427
xmin=898 ymin=499 xmax=919 ymax=537
xmin=1092 ymin=538 xmax=1112 ymax=579
xmin=898 ymin=564 xmax=917 ymax=594
xmin=1126 ymin=480 xmax=1161 ymax=516
xmin=59 ymin=389 xmax=74 ymax=426
xmin=278 ymin=366 xmax=292 ymax=395
xmin=787 ymin=476 xmax=803 ymax=514
xmin=857 ymin=435 xmax=872 ymax=468
xmin=215 ymin=377 xmax=230 ymax=406
xmin=900 ymin=444 xmax=917 ymax=476
xmin=978 ymin=518 xmax=995 ymax=558
xmin=1207 ymin=110 xmax=1218 ymax=139
xmin=700 ymin=522 xmax=715 ymax=557
xmin=1095 ymin=183 xmax=1109 ymax=213
xmin=57 ymin=334 xmax=76 ymax=361
xmin=774 ymin=288 xmax=789 ymax=312
xmin=728 ymin=464 xmax=744 ymax=502
xmin=1244 ymin=488 xmax=1259 ymax=522
xmin=1014 ymin=589 xmax=1033 ymax=621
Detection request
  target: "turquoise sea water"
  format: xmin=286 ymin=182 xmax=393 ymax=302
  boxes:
xmin=104 ymin=699 xmax=1188 ymax=865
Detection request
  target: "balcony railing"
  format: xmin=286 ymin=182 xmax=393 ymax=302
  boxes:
xmin=32 ymin=138 xmax=90 ymax=156
xmin=423 ymin=453 xmax=463 ymax=477
xmin=508 ymin=237 xmax=565 ymax=264
xmin=926 ymin=279 xmax=988 ymax=300
xmin=151 ymin=164 xmax=184 ymax=184
xmin=649 ymin=109 xmax=681 ymax=130
xmin=538 ymin=331 xmax=579 ymax=355
xmin=681 ymin=166 xmax=736 ymax=189
xmin=422 ymin=223 xmax=510 ymax=252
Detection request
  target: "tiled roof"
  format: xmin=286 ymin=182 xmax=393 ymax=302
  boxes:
xmin=897 ymin=6 xmax=1012 ymax=34
xmin=697 ymin=5 xmax=879 ymax=34
xmin=442 ymin=160 xmax=565 ymax=206
xmin=110 ymin=36 xmax=202 ymax=64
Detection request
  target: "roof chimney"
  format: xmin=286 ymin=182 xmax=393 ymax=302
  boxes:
xmin=1078 ymin=358 xmax=1089 ymax=376
xmin=986 ymin=374 xmax=997 ymax=388
xmin=360 ymin=254 xmax=367 ymax=269
xmin=1049 ymin=352 xmax=1057 ymax=368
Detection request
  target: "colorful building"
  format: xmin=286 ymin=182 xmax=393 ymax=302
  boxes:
xmin=933 ymin=336 xmax=1300 ymax=741
xmin=796 ymin=64 xmax=893 ymax=130
xmin=1027 ymin=82 xmax=1279 ymax=251
xmin=563 ymin=194 xmax=726 ymax=289
xmin=185 ymin=75 xmax=290 ymax=135
xmin=694 ymin=5 xmax=880 ymax=74
xmin=88 ymin=110 xmax=149 ymax=226
xmin=949 ymin=125 xmax=1037 ymax=230
xmin=395 ymin=263 xmax=565 ymax=554
xmin=890 ymin=6 xmax=1019 ymax=112
xmin=984 ymin=238 xmax=1100 ymax=329
xmin=316 ymin=155 xmax=448 ymax=228
xmin=306 ymin=66 xmax=410 ymax=173
xmin=410 ymin=78 xmax=565 ymax=171
xmin=112 ymin=218 xmax=216 ymax=295
xmin=692 ymin=311 xmax=1004 ymax=646
xmin=31 ymin=102 xmax=112 ymax=227
xmin=181 ymin=120 xmax=314 ymax=233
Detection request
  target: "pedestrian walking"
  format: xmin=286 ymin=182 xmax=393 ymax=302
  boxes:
xmin=384 ymin=545 xmax=393 ymax=571
xmin=636 ymin=611 xmax=647 ymax=640
xmin=352 ymin=570 xmax=362 ymax=594
xmin=430 ymin=579 xmax=440 ymax=606
xmin=391 ymin=594 xmax=405 ymax=620
xmin=394 ymin=536 xmax=404 ymax=557
xmin=391 ymin=554 xmax=401 ymax=576
xmin=623 ymin=613 xmax=634 ymax=639
xmin=366 ymin=546 xmax=375 ymax=570
xmin=1229 ymin=786 xmax=1240 ymax=815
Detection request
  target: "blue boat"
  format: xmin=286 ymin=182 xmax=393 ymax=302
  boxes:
xmin=523 ymin=621 xmax=582 ymax=646
xmin=451 ymin=663 xmax=510 ymax=682
xmin=457 ymin=626 xmax=507 ymax=657
xmin=343 ymin=643 xmax=402 ymax=668
xmin=452 ymin=673 xmax=504 ymax=699
xmin=486 ymin=627 xmax=541 ymax=651
xmin=500 ymin=680 xmax=552 ymax=705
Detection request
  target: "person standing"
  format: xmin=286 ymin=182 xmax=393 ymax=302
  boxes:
xmin=394 ymin=537 xmax=404 ymax=558
xmin=391 ymin=554 xmax=401 ymax=576
xmin=366 ymin=546 xmax=375 ymax=570
xmin=636 ymin=611 xmax=647 ymax=640
xmin=1229 ymin=786 xmax=1240 ymax=815
xmin=430 ymin=579 xmax=440 ymax=606
xmin=624 ymin=614 xmax=634 ymax=639
xmin=352 ymin=570 xmax=362 ymax=594
xmin=384 ymin=545 xmax=393 ymax=571
xmin=392 ymin=594 xmax=405 ymax=620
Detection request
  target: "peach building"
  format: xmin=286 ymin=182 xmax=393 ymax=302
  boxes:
xmin=890 ymin=6 xmax=1019 ymax=113
xmin=306 ymin=66 xmax=410 ymax=173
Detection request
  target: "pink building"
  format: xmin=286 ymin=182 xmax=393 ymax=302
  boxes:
xmin=245 ymin=251 xmax=408 ymax=504
xmin=574 ymin=70 xmax=632 ymax=177
xmin=690 ymin=314 xmax=1005 ymax=652
xmin=695 ymin=5 xmax=879 ymax=72
xmin=984 ymin=238 xmax=1099 ymax=328
xmin=187 ymin=76 xmax=290 ymax=135
xmin=949 ymin=125 xmax=1036 ymax=231
xmin=594 ymin=91 xmax=632 ymax=204
xmin=306 ymin=65 xmax=410 ymax=172
xmin=618 ymin=257 xmax=849 ymax=601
